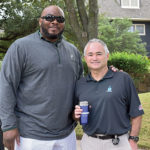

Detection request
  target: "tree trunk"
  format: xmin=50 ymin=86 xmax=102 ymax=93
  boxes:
xmin=88 ymin=0 xmax=98 ymax=39
xmin=64 ymin=0 xmax=98 ymax=52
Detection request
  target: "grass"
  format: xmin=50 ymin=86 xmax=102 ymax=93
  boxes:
xmin=138 ymin=92 xmax=150 ymax=149
xmin=75 ymin=92 xmax=150 ymax=149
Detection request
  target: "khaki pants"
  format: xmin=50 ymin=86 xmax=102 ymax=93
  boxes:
xmin=81 ymin=133 xmax=132 ymax=150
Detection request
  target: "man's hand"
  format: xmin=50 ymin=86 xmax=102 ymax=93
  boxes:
xmin=3 ymin=128 xmax=20 ymax=150
xmin=110 ymin=65 xmax=123 ymax=72
xmin=73 ymin=105 xmax=83 ymax=121
xmin=129 ymin=139 xmax=138 ymax=150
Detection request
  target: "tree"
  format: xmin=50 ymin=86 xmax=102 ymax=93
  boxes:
xmin=0 ymin=0 xmax=50 ymax=53
xmin=63 ymin=0 xmax=98 ymax=51
xmin=0 ymin=0 xmax=98 ymax=54
xmin=98 ymin=16 xmax=147 ymax=55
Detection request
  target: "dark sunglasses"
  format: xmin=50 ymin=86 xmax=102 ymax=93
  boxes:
xmin=41 ymin=14 xmax=65 ymax=23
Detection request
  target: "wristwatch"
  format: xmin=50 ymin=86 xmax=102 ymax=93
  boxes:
xmin=129 ymin=136 xmax=139 ymax=142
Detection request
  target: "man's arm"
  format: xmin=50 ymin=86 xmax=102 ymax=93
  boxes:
xmin=129 ymin=115 xmax=142 ymax=150
xmin=3 ymin=128 xmax=20 ymax=150
xmin=0 ymin=42 xmax=24 ymax=149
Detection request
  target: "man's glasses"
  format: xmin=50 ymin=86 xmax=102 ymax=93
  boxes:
xmin=41 ymin=14 xmax=65 ymax=23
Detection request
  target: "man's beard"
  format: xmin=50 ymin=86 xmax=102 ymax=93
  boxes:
xmin=41 ymin=25 xmax=64 ymax=40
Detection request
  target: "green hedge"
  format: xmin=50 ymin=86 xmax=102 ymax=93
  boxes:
xmin=108 ymin=52 xmax=150 ymax=74
xmin=82 ymin=52 xmax=150 ymax=75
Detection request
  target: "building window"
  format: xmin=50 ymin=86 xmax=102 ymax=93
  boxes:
xmin=121 ymin=0 xmax=140 ymax=9
xmin=129 ymin=24 xmax=145 ymax=35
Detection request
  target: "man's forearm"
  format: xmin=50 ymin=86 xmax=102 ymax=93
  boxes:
xmin=130 ymin=115 xmax=142 ymax=136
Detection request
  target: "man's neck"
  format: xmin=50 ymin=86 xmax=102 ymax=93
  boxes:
xmin=43 ymin=35 xmax=58 ymax=42
xmin=91 ymin=67 xmax=108 ymax=81
xmin=39 ymin=30 xmax=59 ymax=42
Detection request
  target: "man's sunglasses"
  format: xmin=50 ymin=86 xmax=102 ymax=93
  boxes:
xmin=41 ymin=15 xmax=65 ymax=23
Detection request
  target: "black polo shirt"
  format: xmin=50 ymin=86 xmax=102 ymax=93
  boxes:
xmin=75 ymin=69 xmax=144 ymax=135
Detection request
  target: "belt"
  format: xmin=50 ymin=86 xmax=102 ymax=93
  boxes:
xmin=90 ymin=133 xmax=124 ymax=140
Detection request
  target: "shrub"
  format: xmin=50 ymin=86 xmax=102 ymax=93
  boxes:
xmin=108 ymin=52 xmax=150 ymax=74
xmin=82 ymin=52 xmax=150 ymax=76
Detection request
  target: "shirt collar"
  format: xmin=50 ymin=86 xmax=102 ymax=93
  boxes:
xmin=86 ymin=68 xmax=114 ymax=82
xmin=38 ymin=30 xmax=62 ymax=46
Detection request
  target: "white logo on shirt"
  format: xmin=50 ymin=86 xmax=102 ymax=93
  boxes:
xmin=106 ymin=86 xmax=112 ymax=92
xmin=70 ymin=54 xmax=74 ymax=60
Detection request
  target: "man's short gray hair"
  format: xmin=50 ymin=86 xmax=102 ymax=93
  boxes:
xmin=84 ymin=39 xmax=109 ymax=56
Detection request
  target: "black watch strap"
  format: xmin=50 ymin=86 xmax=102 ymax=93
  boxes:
xmin=129 ymin=136 xmax=139 ymax=142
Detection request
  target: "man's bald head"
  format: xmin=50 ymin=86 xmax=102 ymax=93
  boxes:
xmin=41 ymin=5 xmax=64 ymax=18
xmin=39 ymin=5 xmax=65 ymax=42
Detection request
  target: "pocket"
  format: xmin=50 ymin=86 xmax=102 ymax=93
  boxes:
xmin=124 ymin=135 xmax=132 ymax=150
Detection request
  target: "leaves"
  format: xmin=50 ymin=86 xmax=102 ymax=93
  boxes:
xmin=0 ymin=0 xmax=99 ymax=54
xmin=98 ymin=17 xmax=147 ymax=55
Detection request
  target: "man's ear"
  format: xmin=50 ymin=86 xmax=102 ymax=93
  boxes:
xmin=107 ymin=53 xmax=109 ymax=60
xmin=39 ymin=18 xmax=42 ymax=26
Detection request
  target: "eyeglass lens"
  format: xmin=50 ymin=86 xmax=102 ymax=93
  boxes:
xmin=41 ymin=15 xmax=65 ymax=23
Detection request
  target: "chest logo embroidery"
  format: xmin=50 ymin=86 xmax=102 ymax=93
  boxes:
xmin=70 ymin=54 xmax=74 ymax=60
xmin=106 ymin=86 xmax=112 ymax=92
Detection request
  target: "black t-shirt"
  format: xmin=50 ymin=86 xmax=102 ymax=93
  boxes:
xmin=75 ymin=69 xmax=144 ymax=135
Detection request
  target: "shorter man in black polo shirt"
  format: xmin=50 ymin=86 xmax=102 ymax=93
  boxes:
xmin=74 ymin=39 xmax=144 ymax=150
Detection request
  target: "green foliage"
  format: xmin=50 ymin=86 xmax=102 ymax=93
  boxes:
xmin=0 ymin=0 xmax=49 ymax=36
xmin=0 ymin=60 xmax=2 ymax=70
xmin=0 ymin=0 xmax=65 ymax=51
xmin=82 ymin=52 xmax=150 ymax=76
xmin=98 ymin=16 xmax=147 ymax=55
xmin=82 ymin=58 xmax=89 ymax=76
xmin=0 ymin=0 xmax=78 ymax=52
xmin=138 ymin=93 xmax=150 ymax=149
xmin=0 ymin=53 xmax=5 ymax=60
xmin=75 ymin=122 xmax=83 ymax=140
xmin=0 ymin=1 xmax=147 ymax=56
xmin=108 ymin=52 xmax=150 ymax=74
xmin=75 ymin=92 xmax=150 ymax=149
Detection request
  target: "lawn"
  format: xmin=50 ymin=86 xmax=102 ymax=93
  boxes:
xmin=75 ymin=92 xmax=150 ymax=149
xmin=138 ymin=92 xmax=150 ymax=149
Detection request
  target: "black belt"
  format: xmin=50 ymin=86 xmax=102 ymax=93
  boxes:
xmin=90 ymin=133 xmax=124 ymax=140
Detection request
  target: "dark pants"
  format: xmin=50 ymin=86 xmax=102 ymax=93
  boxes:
xmin=0 ymin=127 xmax=4 ymax=150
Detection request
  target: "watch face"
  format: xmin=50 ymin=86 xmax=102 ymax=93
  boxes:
xmin=134 ymin=137 xmax=139 ymax=142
